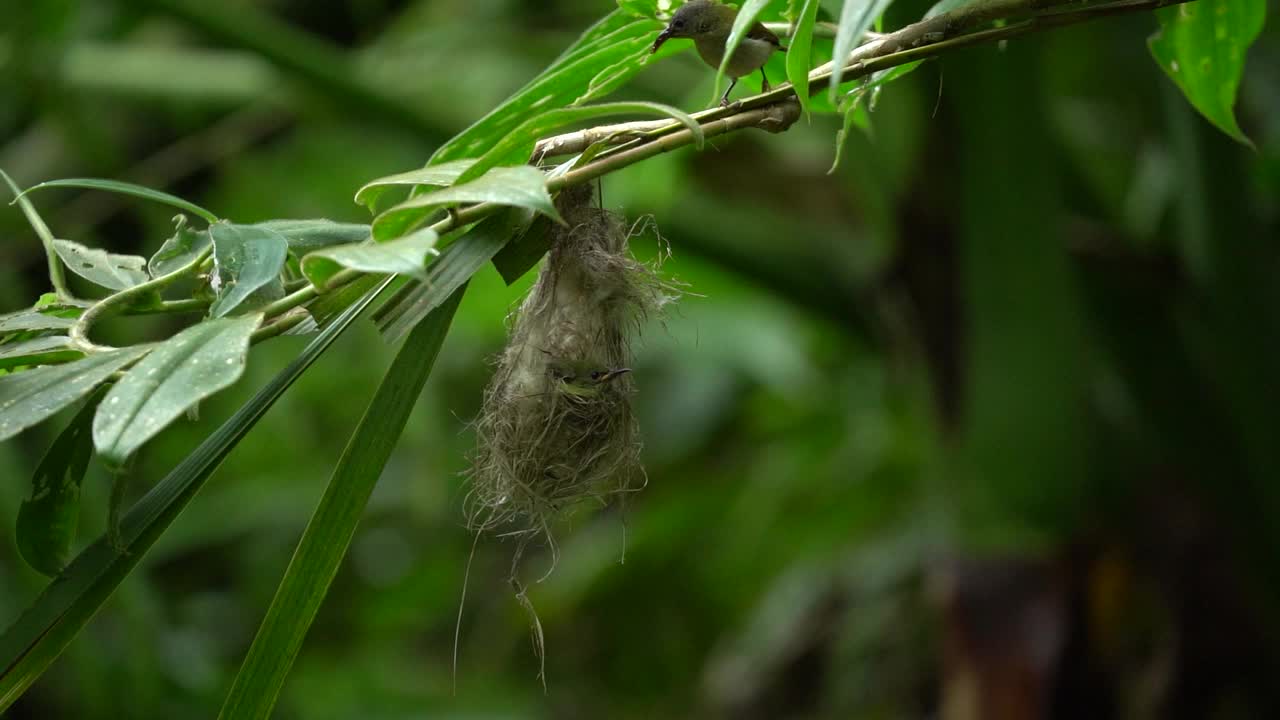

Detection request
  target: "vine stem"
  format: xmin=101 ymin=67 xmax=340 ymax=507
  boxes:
xmin=2 ymin=170 xmax=77 ymax=304
xmin=57 ymin=0 xmax=1197 ymax=349
xmin=68 ymin=246 xmax=215 ymax=354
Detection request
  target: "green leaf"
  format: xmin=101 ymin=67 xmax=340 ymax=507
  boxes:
xmin=301 ymin=229 xmax=439 ymax=288
xmin=149 ymin=219 xmax=212 ymax=277
xmin=253 ymin=219 xmax=371 ymax=254
xmin=303 ymin=274 xmax=390 ymax=330
xmin=52 ymin=239 xmax=149 ymax=291
xmin=1148 ymin=0 xmax=1264 ymax=147
xmin=431 ymin=12 xmax=658 ymax=164
xmin=0 ymin=337 xmax=82 ymax=371
xmin=353 ymin=160 xmax=478 ymax=212
xmin=218 ymin=287 xmax=463 ymax=720
xmin=828 ymin=60 xmax=921 ymax=172
xmin=16 ymin=394 xmax=100 ymax=576
xmin=713 ymin=0 xmax=773 ymax=103
xmin=830 ymin=0 xmax=896 ymax=102
xmin=492 ymin=212 xmax=554 ymax=285
xmin=0 ymin=282 xmax=387 ymax=713
xmin=0 ymin=309 xmax=75 ymax=334
xmin=209 ymin=223 xmax=290 ymax=318
xmin=786 ymin=0 xmax=821 ymax=116
xmin=375 ymin=207 xmax=528 ymax=342
xmin=93 ymin=314 xmax=262 ymax=466
xmin=13 ymin=178 xmax=219 ymax=223
xmin=372 ymin=166 xmax=563 ymax=241
xmin=373 ymin=12 xmax=658 ymax=240
xmin=0 ymin=346 xmax=152 ymax=443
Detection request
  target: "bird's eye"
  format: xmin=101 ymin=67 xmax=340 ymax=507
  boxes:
xmin=672 ymin=19 xmax=685 ymax=29
xmin=590 ymin=370 xmax=602 ymax=380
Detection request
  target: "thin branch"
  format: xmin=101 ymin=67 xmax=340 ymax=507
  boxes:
xmin=546 ymin=0 xmax=1195 ymax=162
xmin=126 ymin=0 xmax=1196 ymax=338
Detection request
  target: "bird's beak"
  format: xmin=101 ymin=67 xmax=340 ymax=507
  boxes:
xmin=598 ymin=368 xmax=633 ymax=383
xmin=651 ymin=28 xmax=673 ymax=54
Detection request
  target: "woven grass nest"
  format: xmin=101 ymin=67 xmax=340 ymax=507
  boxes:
xmin=466 ymin=185 xmax=676 ymax=547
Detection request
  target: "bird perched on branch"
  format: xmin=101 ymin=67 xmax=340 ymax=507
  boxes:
xmin=650 ymin=0 xmax=784 ymax=107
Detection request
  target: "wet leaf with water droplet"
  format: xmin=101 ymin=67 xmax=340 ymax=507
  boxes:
xmin=0 ymin=346 xmax=152 ymax=443
xmin=93 ymin=314 xmax=262 ymax=465
xmin=1149 ymin=0 xmax=1265 ymax=147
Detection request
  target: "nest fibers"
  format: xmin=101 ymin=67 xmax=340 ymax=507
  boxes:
xmin=466 ymin=185 xmax=675 ymax=546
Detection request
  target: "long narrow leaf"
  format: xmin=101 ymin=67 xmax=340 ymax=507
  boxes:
xmin=13 ymin=178 xmax=219 ymax=224
xmin=0 ymin=278 xmax=391 ymax=712
xmin=830 ymin=0 xmax=896 ymax=102
xmin=786 ymin=0 xmax=821 ymax=116
xmin=218 ymin=286 xmax=464 ymax=719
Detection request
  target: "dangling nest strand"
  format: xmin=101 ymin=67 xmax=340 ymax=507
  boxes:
xmin=467 ymin=184 xmax=675 ymax=542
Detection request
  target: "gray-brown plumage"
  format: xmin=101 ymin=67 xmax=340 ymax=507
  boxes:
xmin=650 ymin=0 xmax=784 ymax=106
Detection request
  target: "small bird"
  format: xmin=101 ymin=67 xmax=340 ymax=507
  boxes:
xmin=550 ymin=360 xmax=632 ymax=398
xmin=650 ymin=0 xmax=784 ymax=107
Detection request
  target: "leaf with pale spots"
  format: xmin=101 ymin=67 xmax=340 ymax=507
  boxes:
xmin=93 ymin=314 xmax=262 ymax=466
xmin=53 ymin=240 xmax=149 ymax=291
xmin=1148 ymin=0 xmax=1264 ymax=147
xmin=0 ymin=346 xmax=152 ymax=443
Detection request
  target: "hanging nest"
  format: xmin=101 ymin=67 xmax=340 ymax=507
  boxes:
xmin=466 ymin=184 xmax=676 ymax=543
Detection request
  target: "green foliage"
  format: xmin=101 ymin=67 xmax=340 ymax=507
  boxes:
xmin=372 ymin=166 xmax=562 ymax=240
xmin=456 ymin=101 xmax=705 ymax=185
xmin=0 ymin=337 xmax=82 ymax=372
xmin=0 ymin=346 xmax=152 ymax=443
xmin=92 ymin=314 xmax=261 ymax=467
xmin=1149 ymin=0 xmax=1265 ymax=146
xmin=301 ymin=229 xmax=439 ymax=288
xmin=430 ymin=11 xmax=660 ymax=164
xmin=52 ymin=239 xmax=150 ymax=291
xmin=16 ymin=394 xmax=99 ymax=576
xmin=0 ymin=284 xmax=385 ymax=713
xmin=208 ymin=224 xmax=290 ymax=317
xmin=149 ymin=219 xmax=213 ymax=277
xmin=375 ymin=208 xmax=532 ymax=341
xmin=831 ymin=0 xmax=897 ymax=101
xmin=218 ymin=288 xmax=462 ymax=720
xmin=0 ymin=0 xmax=1274 ymax=715
xmin=354 ymin=160 xmax=478 ymax=212
xmin=0 ymin=308 xmax=75 ymax=333
xmin=14 ymin=178 xmax=220 ymax=224
xmin=787 ymin=0 xmax=823 ymax=116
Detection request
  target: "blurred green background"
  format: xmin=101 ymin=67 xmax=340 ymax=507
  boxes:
xmin=1 ymin=0 xmax=1278 ymax=717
